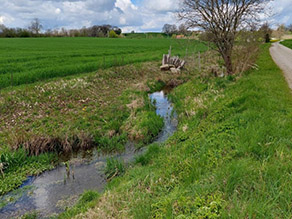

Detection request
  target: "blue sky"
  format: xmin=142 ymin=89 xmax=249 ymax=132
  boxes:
xmin=0 ymin=0 xmax=291 ymax=32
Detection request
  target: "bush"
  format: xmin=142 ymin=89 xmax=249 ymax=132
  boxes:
xmin=109 ymin=30 xmax=118 ymax=38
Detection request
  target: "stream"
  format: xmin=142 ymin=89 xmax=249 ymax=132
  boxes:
xmin=0 ymin=88 xmax=178 ymax=218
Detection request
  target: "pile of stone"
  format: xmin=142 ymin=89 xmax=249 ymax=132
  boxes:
xmin=160 ymin=54 xmax=186 ymax=74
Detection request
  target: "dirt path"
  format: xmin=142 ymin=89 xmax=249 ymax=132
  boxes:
xmin=270 ymin=42 xmax=292 ymax=89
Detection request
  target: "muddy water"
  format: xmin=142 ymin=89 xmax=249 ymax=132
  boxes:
xmin=0 ymin=89 xmax=178 ymax=218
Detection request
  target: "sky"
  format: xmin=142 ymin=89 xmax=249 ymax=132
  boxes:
xmin=0 ymin=0 xmax=291 ymax=33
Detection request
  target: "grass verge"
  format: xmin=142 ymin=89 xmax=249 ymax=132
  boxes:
xmin=280 ymin=39 xmax=292 ymax=49
xmin=73 ymin=44 xmax=292 ymax=218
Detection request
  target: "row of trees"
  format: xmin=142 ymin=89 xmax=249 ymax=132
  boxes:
xmin=162 ymin=24 xmax=189 ymax=36
xmin=0 ymin=18 xmax=122 ymax=38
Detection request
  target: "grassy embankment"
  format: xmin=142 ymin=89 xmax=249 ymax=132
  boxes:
xmin=0 ymin=38 xmax=204 ymax=89
xmin=0 ymin=39 xmax=207 ymax=196
xmin=280 ymin=39 xmax=292 ymax=49
xmin=66 ymin=44 xmax=292 ymax=218
xmin=0 ymin=64 xmax=166 ymax=195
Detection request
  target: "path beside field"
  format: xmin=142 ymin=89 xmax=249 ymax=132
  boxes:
xmin=270 ymin=42 xmax=292 ymax=89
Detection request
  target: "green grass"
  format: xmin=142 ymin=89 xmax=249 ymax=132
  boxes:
xmin=76 ymin=44 xmax=292 ymax=218
xmin=0 ymin=38 xmax=206 ymax=89
xmin=124 ymin=33 xmax=167 ymax=39
xmin=0 ymin=57 xmax=198 ymax=195
xmin=280 ymin=39 xmax=292 ymax=48
xmin=0 ymin=148 xmax=55 ymax=195
xmin=104 ymin=158 xmax=126 ymax=180
xmin=58 ymin=190 xmax=100 ymax=219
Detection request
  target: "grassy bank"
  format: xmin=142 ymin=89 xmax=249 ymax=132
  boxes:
xmin=280 ymin=39 xmax=292 ymax=49
xmin=73 ymin=44 xmax=292 ymax=218
xmin=0 ymin=59 xmax=197 ymax=196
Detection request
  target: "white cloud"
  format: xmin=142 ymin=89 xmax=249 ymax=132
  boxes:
xmin=268 ymin=0 xmax=292 ymax=27
xmin=144 ymin=0 xmax=179 ymax=13
xmin=55 ymin=8 xmax=61 ymax=15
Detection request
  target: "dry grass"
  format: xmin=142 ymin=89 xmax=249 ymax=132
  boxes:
xmin=11 ymin=132 xmax=94 ymax=156
xmin=232 ymin=45 xmax=260 ymax=74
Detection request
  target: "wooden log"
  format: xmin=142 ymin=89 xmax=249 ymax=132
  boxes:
xmin=170 ymin=67 xmax=181 ymax=74
xmin=162 ymin=54 xmax=167 ymax=65
xmin=178 ymin=60 xmax=186 ymax=69
xmin=160 ymin=53 xmax=186 ymax=71
xmin=166 ymin=54 xmax=170 ymax=64
xmin=174 ymin=57 xmax=180 ymax=67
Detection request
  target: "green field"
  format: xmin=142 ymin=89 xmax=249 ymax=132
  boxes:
xmin=0 ymin=38 xmax=205 ymax=89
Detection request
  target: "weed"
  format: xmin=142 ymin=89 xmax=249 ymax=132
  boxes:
xmin=104 ymin=158 xmax=125 ymax=180
xmin=21 ymin=212 xmax=38 ymax=219
xmin=135 ymin=143 xmax=160 ymax=166
xmin=57 ymin=191 xmax=100 ymax=219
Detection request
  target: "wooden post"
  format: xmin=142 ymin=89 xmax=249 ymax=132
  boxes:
xmin=198 ymin=51 xmax=201 ymax=72
xmin=185 ymin=48 xmax=188 ymax=58
xmin=168 ymin=45 xmax=172 ymax=57
xmin=0 ymin=163 xmax=4 ymax=178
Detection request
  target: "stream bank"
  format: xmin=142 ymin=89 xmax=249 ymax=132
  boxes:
xmin=0 ymin=87 xmax=177 ymax=218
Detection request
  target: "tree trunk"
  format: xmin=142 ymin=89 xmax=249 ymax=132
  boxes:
xmin=223 ymin=53 xmax=233 ymax=75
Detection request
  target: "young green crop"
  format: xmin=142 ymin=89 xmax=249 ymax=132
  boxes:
xmin=0 ymin=38 xmax=206 ymax=89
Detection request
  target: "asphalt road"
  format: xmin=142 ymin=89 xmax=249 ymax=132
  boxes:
xmin=270 ymin=42 xmax=292 ymax=89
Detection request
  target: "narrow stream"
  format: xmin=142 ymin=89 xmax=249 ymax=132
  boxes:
xmin=0 ymin=88 xmax=178 ymax=218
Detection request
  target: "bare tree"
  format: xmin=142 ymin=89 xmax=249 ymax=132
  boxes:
xmin=287 ymin=24 xmax=292 ymax=32
xmin=29 ymin=18 xmax=43 ymax=35
xmin=259 ymin=22 xmax=272 ymax=43
xmin=162 ymin=24 xmax=177 ymax=36
xmin=179 ymin=0 xmax=271 ymax=75
xmin=178 ymin=24 xmax=188 ymax=35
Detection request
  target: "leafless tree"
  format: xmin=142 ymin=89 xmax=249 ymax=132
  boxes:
xmin=29 ymin=18 xmax=43 ymax=35
xmin=178 ymin=24 xmax=189 ymax=35
xmin=162 ymin=24 xmax=177 ymax=36
xmin=287 ymin=24 xmax=292 ymax=32
xmin=259 ymin=22 xmax=272 ymax=43
xmin=0 ymin=24 xmax=5 ymax=31
xmin=179 ymin=0 xmax=272 ymax=75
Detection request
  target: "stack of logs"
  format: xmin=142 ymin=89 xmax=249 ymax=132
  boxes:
xmin=160 ymin=48 xmax=185 ymax=74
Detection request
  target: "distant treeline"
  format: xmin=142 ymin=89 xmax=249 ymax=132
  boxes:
xmin=0 ymin=23 xmax=122 ymax=38
xmin=124 ymin=32 xmax=168 ymax=39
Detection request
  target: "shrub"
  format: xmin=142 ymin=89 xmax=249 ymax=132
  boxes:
xmin=109 ymin=30 xmax=118 ymax=38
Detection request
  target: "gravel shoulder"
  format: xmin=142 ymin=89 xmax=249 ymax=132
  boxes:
xmin=270 ymin=42 xmax=292 ymax=89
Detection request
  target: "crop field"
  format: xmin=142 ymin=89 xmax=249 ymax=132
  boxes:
xmin=0 ymin=37 xmax=206 ymax=89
